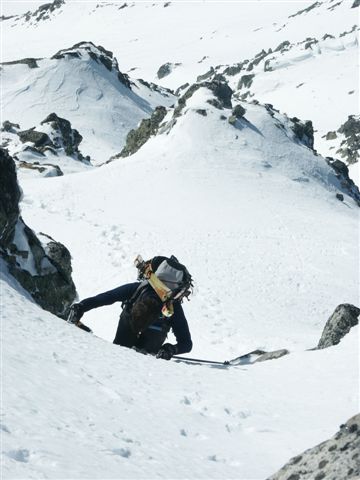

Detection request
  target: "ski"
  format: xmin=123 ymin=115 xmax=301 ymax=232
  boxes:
xmin=172 ymin=349 xmax=267 ymax=367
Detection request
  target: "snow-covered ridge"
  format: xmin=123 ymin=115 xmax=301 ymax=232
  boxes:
xmin=0 ymin=0 xmax=65 ymax=26
xmin=1 ymin=113 xmax=92 ymax=178
xmin=0 ymin=41 xmax=175 ymax=164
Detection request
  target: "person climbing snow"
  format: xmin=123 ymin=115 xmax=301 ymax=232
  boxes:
xmin=68 ymin=255 xmax=193 ymax=360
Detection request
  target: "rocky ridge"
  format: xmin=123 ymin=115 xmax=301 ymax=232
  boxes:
xmin=1 ymin=114 xmax=91 ymax=177
xmin=0 ymin=148 xmax=76 ymax=317
xmin=268 ymin=414 xmax=360 ymax=480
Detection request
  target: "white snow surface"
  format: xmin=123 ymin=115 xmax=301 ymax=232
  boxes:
xmin=3 ymin=90 xmax=356 ymax=478
xmin=2 ymin=271 xmax=358 ymax=479
xmin=0 ymin=45 xmax=175 ymax=164
xmin=1 ymin=1 xmax=360 ymax=479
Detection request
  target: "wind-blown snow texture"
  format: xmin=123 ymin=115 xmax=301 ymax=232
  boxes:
xmin=1 ymin=1 xmax=359 ymax=479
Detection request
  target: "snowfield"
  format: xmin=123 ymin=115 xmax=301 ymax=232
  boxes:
xmin=2 ymin=269 xmax=359 ymax=479
xmin=1 ymin=0 xmax=359 ymax=479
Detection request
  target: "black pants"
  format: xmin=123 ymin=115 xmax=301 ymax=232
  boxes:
xmin=113 ymin=311 xmax=168 ymax=354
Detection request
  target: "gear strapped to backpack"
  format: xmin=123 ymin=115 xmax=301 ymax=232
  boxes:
xmin=134 ymin=255 xmax=193 ymax=310
xmin=114 ymin=256 xmax=193 ymax=352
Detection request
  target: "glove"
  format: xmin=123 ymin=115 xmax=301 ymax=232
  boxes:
xmin=76 ymin=322 xmax=93 ymax=333
xmin=156 ymin=343 xmax=177 ymax=360
xmin=68 ymin=302 xmax=85 ymax=324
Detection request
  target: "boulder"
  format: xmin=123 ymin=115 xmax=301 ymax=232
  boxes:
xmin=255 ymin=349 xmax=289 ymax=363
xmin=232 ymin=104 xmax=246 ymax=119
xmin=325 ymin=131 xmax=337 ymax=140
xmin=290 ymin=118 xmax=314 ymax=149
xmin=0 ymin=148 xmax=76 ymax=318
xmin=267 ymin=414 xmax=360 ymax=479
xmin=317 ymin=304 xmax=359 ymax=349
xmin=157 ymin=62 xmax=172 ymax=79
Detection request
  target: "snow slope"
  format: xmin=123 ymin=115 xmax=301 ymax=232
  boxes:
xmin=2 ymin=0 xmax=358 ymax=171
xmin=19 ymin=90 xmax=359 ymax=358
xmin=1 ymin=2 xmax=359 ymax=479
xmin=0 ymin=42 xmax=175 ymax=164
xmin=2 ymin=264 xmax=358 ymax=479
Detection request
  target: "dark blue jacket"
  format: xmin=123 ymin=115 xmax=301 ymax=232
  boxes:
xmin=81 ymin=282 xmax=192 ymax=354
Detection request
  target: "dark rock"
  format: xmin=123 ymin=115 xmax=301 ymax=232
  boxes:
xmin=336 ymin=115 xmax=360 ymax=165
xmin=232 ymin=104 xmax=246 ymax=119
xmin=117 ymin=71 xmax=131 ymax=89
xmin=228 ymin=116 xmax=237 ymax=126
xmin=18 ymin=129 xmax=53 ymax=148
xmin=223 ymin=62 xmax=246 ymax=76
xmin=352 ymin=0 xmax=359 ymax=7
xmin=0 ymin=148 xmax=21 ymax=248
xmin=252 ymin=49 xmax=269 ymax=66
xmin=326 ymin=157 xmax=360 ymax=205
xmin=274 ymin=40 xmax=291 ymax=52
xmin=196 ymin=109 xmax=207 ymax=116
xmin=336 ymin=193 xmax=344 ymax=201
xmin=291 ymin=118 xmax=314 ymax=149
xmin=206 ymin=99 xmax=222 ymax=109
xmin=264 ymin=59 xmax=273 ymax=72
xmin=40 ymin=113 xmax=84 ymax=158
xmin=238 ymin=74 xmax=255 ymax=90
xmin=18 ymin=160 xmax=63 ymax=177
xmin=157 ymin=62 xmax=172 ymax=79
xmin=26 ymin=0 xmax=64 ymax=22
xmin=267 ymin=414 xmax=360 ymax=480
xmin=317 ymin=304 xmax=359 ymax=349
xmin=116 ymin=106 xmax=167 ymax=158
xmin=254 ymin=349 xmax=289 ymax=363
xmin=2 ymin=121 xmax=20 ymax=133
xmin=197 ymin=67 xmax=215 ymax=82
xmin=304 ymin=38 xmax=318 ymax=50
xmin=1 ymin=58 xmax=39 ymax=69
xmin=175 ymin=83 xmax=189 ymax=96
xmin=175 ymin=80 xmax=233 ymax=117
xmin=0 ymin=149 xmax=76 ymax=317
xmin=325 ymin=131 xmax=337 ymax=140
xmin=289 ymin=2 xmax=321 ymax=19
xmin=322 ymin=34 xmax=335 ymax=40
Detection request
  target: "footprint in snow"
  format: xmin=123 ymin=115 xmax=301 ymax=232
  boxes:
xmin=109 ymin=448 xmax=131 ymax=458
xmin=0 ymin=424 xmax=10 ymax=433
xmin=5 ymin=449 xmax=30 ymax=463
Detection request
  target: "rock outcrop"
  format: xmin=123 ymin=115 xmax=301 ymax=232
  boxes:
xmin=0 ymin=148 xmax=76 ymax=318
xmin=175 ymin=80 xmax=233 ymax=117
xmin=317 ymin=304 xmax=359 ymax=349
xmin=267 ymin=414 xmax=360 ymax=480
xmin=336 ymin=115 xmax=360 ymax=165
xmin=51 ymin=41 xmax=132 ymax=89
xmin=326 ymin=158 xmax=360 ymax=205
xmin=290 ymin=117 xmax=314 ymax=150
xmin=115 ymin=106 xmax=167 ymax=158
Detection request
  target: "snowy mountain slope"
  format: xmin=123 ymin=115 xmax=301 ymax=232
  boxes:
xmin=0 ymin=42 xmax=175 ymax=164
xmin=2 ymin=0 xmax=358 ymax=173
xmin=19 ymin=86 xmax=360 ymax=359
xmin=1 ymin=114 xmax=93 ymax=178
xmin=1 ymin=266 xmax=358 ymax=479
